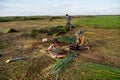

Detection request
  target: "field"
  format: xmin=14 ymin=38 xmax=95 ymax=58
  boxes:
xmin=0 ymin=15 xmax=120 ymax=80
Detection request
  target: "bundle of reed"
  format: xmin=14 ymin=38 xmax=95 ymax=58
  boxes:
xmin=46 ymin=51 xmax=79 ymax=80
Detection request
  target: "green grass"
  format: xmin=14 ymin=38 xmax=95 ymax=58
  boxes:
xmin=58 ymin=36 xmax=76 ymax=43
xmin=73 ymin=15 xmax=120 ymax=29
xmin=0 ymin=29 xmax=9 ymax=33
xmin=74 ymin=62 xmax=120 ymax=80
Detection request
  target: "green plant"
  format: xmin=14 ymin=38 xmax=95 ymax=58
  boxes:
xmin=58 ymin=36 xmax=76 ymax=43
xmin=46 ymin=51 xmax=79 ymax=80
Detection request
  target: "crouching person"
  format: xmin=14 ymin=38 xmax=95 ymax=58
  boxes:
xmin=46 ymin=38 xmax=67 ymax=58
xmin=70 ymin=31 xmax=90 ymax=50
xmin=76 ymin=31 xmax=90 ymax=50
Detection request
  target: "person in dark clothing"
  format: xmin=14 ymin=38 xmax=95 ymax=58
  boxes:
xmin=66 ymin=14 xmax=71 ymax=31
xmin=0 ymin=54 xmax=2 ymax=57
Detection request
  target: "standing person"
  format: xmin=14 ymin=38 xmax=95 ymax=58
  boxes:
xmin=66 ymin=14 xmax=71 ymax=31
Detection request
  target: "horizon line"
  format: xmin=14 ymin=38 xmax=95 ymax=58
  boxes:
xmin=0 ymin=14 xmax=120 ymax=17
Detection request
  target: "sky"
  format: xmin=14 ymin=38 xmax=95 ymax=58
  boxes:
xmin=0 ymin=0 xmax=120 ymax=16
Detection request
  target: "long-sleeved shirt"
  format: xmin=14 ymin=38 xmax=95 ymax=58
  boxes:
xmin=66 ymin=16 xmax=71 ymax=24
xmin=76 ymin=35 xmax=86 ymax=46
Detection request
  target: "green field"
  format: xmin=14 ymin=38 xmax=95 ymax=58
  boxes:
xmin=0 ymin=15 xmax=120 ymax=80
xmin=73 ymin=15 xmax=120 ymax=29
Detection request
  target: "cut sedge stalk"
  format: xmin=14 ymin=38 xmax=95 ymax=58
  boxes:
xmin=46 ymin=51 xmax=79 ymax=80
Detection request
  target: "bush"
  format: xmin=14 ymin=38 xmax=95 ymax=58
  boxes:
xmin=0 ymin=16 xmax=65 ymax=22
